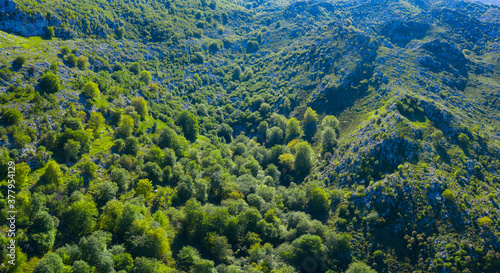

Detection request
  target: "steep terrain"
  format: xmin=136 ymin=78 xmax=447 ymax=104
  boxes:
xmin=1 ymin=0 xmax=500 ymax=272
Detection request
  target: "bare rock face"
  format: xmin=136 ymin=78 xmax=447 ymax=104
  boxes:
xmin=0 ymin=0 xmax=48 ymax=36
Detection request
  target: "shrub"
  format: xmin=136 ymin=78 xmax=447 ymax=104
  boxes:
xmin=0 ymin=67 xmax=13 ymax=81
xmin=12 ymin=56 xmax=27 ymax=68
xmin=28 ymin=65 xmax=36 ymax=76
xmin=39 ymin=72 xmax=60 ymax=94
xmin=60 ymin=46 xmax=71 ymax=56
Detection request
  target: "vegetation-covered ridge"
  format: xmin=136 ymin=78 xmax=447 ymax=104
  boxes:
xmin=0 ymin=0 xmax=500 ymax=272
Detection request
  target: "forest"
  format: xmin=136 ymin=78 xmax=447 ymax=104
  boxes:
xmin=1 ymin=0 xmax=500 ymax=272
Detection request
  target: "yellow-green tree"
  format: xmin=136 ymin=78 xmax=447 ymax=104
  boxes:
xmin=131 ymin=97 xmax=148 ymax=120
xmin=82 ymin=82 xmax=100 ymax=98
xmin=137 ymin=179 xmax=154 ymax=200
xmin=294 ymin=142 xmax=313 ymax=174
xmin=118 ymin=115 xmax=134 ymax=137
xmin=303 ymin=107 xmax=318 ymax=140
xmin=287 ymin=117 xmax=302 ymax=140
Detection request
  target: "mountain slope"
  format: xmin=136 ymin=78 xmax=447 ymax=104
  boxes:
xmin=0 ymin=0 xmax=500 ymax=272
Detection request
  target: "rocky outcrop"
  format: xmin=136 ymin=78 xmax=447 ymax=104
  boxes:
xmin=0 ymin=0 xmax=65 ymax=37
xmin=0 ymin=0 xmax=47 ymax=36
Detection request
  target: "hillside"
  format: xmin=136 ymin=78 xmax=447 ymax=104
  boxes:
xmin=0 ymin=0 xmax=500 ymax=272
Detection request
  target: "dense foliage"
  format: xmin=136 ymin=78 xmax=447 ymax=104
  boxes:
xmin=1 ymin=0 xmax=500 ymax=272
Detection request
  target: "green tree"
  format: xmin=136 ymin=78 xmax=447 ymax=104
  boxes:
xmin=266 ymin=127 xmax=284 ymax=147
xmin=82 ymin=81 xmax=100 ymax=98
xmin=303 ymin=107 xmax=318 ymax=140
xmin=217 ymin=124 xmax=233 ymax=143
xmin=96 ymin=181 xmax=118 ymax=206
xmin=139 ymin=70 xmax=152 ymax=85
xmin=72 ymin=260 xmax=92 ymax=273
xmin=321 ymin=127 xmax=337 ymax=154
xmin=308 ymin=187 xmax=330 ymax=213
xmin=222 ymin=13 xmax=229 ymax=24
xmin=321 ymin=115 xmax=340 ymax=130
xmin=110 ymin=168 xmax=129 ymax=191
xmin=116 ymin=27 xmax=125 ymax=39
xmin=431 ymin=130 xmax=444 ymax=142
xmin=294 ymin=142 xmax=313 ymax=174
xmin=88 ymin=112 xmax=105 ymax=135
xmin=40 ymin=160 xmax=63 ymax=187
xmin=289 ymin=235 xmax=325 ymax=266
xmin=209 ymin=41 xmax=219 ymax=52
xmin=39 ymin=72 xmax=61 ymax=94
xmin=77 ymin=56 xmax=89 ymax=70
xmin=65 ymin=199 xmax=98 ymax=235
xmin=177 ymin=246 xmax=201 ymax=271
xmin=46 ymin=27 xmax=55 ymax=39
xmin=458 ymin=133 xmax=469 ymax=148
xmin=205 ymin=232 xmax=233 ymax=262
xmin=130 ymin=62 xmax=141 ymax=75
xmin=177 ymin=110 xmax=199 ymax=142
xmin=118 ymin=115 xmax=134 ymax=138
xmin=143 ymin=162 xmax=163 ymax=184
xmin=79 ymin=231 xmax=114 ymax=273
xmin=259 ymin=103 xmax=271 ymax=116
xmin=33 ymin=253 xmax=63 ymax=273
xmin=146 ymin=146 xmax=164 ymax=166
xmin=442 ymin=189 xmax=456 ymax=203
xmin=247 ymin=40 xmax=259 ymax=53
xmin=287 ymin=117 xmax=302 ymax=140
xmin=124 ymin=137 xmax=139 ymax=156
xmin=3 ymin=108 xmax=22 ymax=125
xmin=64 ymin=139 xmax=81 ymax=162
xmin=345 ymin=261 xmax=377 ymax=273
xmin=30 ymin=211 xmax=56 ymax=254
xmin=15 ymin=162 xmax=30 ymax=189
xmin=193 ymin=259 xmax=216 ymax=273
xmin=80 ymin=159 xmax=98 ymax=179
xmin=99 ymin=199 xmax=124 ymax=232
xmin=131 ymin=97 xmax=148 ymax=120
xmin=136 ymin=179 xmax=154 ymax=199
xmin=63 ymin=117 xmax=82 ymax=130
xmin=67 ymin=54 xmax=78 ymax=67
xmin=232 ymin=66 xmax=242 ymax=81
